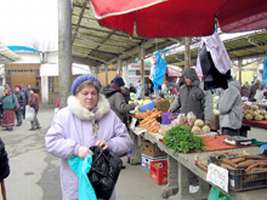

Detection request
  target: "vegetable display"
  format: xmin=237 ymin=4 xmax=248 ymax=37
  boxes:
xmin=163 ymin=125 xmax=204 ymax=153
xmin=137 ymin=109 xmax=161 ymax=133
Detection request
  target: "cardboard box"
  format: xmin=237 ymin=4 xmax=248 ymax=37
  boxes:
xmin=142 ymin=140 xmax=166 ymax=157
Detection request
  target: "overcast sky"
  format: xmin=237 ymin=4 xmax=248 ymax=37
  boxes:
xmin=0 ymin=0 xmax=58 ymax=51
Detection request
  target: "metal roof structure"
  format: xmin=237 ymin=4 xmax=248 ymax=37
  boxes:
xmin=72 ymin=0 xmax=179 ymax=67
xmin=72 ymin=0 xmax=267 ymax=67
xmin=165 ymin=30 xmax=267 ymax=65
xmin=0 ymin=42 xmax=20 ymax=64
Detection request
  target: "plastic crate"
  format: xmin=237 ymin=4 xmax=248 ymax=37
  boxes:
xmin=141 ymin=154 xmax=166 ymax=173
xmin=229 ymin=169 xmax=267 ymax=192
xmin=150 ymin=159 xmax=168 ymax=185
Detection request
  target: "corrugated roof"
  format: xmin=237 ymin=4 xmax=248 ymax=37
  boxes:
xmin=165 ymin=30 xmax=267 ymax=65
xmin=72 ymin=0 xmax=180 ymax=66
xmin=0 ymin=42 xmax=20 ymax=64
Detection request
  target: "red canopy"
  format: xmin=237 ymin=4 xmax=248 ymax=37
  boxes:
xmin=90 ymin=0 xmax=267 ymax=37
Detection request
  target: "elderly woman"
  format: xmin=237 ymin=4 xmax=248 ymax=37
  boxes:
xmin=45 ymin=75 xmax=132 ymax=200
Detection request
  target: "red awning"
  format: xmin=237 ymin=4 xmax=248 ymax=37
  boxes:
xmin=90 ymin=0 xmax=267 ymax=37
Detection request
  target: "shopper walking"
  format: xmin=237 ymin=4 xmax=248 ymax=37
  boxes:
xmin=28 ymin=88 xmax=41 ymax=130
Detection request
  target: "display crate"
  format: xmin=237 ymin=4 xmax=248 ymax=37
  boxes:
xmin=229 ymin=169 xmax=267 ymax=192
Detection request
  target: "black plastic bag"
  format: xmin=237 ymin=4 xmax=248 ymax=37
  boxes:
xmin=88 ymin=146 xmax=123 ymax=200
xmin=0 ymin=138 xmax=10 ymax=181
xmin=199 ymin=44 xmax=231 ymax=90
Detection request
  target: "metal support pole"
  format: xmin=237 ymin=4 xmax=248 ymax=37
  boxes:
xmin=105 ymin=65 xmax=109 ymax=86
xmin=184 ymin=37 xmax=192 ymax=68
xmin=140 ymin=46 xmax=145 ymax=98
xmin=238 ymin=59 xmax=242 ymax=85
xmin=117 ymin=59 xmax=122 ymax=75
xmin=58 ymin=0 xmax=72 ymax=107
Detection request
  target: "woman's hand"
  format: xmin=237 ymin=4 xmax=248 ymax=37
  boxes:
xmin=78 ymin=146 xmax=90 ymax=159
xmin=95 ymin=139 xmax=108 ymax=150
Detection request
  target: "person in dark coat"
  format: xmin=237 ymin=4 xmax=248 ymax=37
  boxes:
xmin=102 ymin=77 xmax=135 ymax=127
xmin=0 ymin=138 xmax=10 ymax=182
xmin=249 ymin=80 xmax=261 ymax=101
xmin=170 ymin=68 xmax=205 ymax=119
xmin=14 ymin=85 xmax=26 ymax=126
xmin=28 ymin=88 xmax=41 ymax=130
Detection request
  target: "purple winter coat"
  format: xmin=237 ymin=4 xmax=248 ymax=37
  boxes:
xmin=45 ymin=95 xmax=132 ymax=200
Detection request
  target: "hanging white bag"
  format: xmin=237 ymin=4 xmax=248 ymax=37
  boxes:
xmin=25 ymin=105 xmax=35 ymax=121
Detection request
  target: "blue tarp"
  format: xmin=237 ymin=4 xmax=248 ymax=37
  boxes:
xmin=263 ymin=56 xmax=267 ymax=85
xmin=7 ymin=45 xmax=40 ymax=53
xmin=152 ymin=51 xmax=167 ymax=91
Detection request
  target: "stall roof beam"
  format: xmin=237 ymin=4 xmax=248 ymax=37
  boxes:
xmin=72 ymin=0 xmax=88 ymax=43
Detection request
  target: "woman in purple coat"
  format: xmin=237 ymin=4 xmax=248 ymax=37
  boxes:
xmin=45 ymin=75 xmax=132 ymax=200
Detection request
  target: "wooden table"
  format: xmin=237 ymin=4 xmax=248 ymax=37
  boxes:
xmin=243 ymin=119 xmax=267 ymax=129
xmin=130 ymin=128 xmax=267 ymax=200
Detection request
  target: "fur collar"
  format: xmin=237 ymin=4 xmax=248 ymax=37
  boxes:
xmin=67 ymin=94 xmax=110 ymax=121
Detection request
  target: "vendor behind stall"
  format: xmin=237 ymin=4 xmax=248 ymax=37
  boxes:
xmin=102 ymin=76 xmax=136 ymax=127
xmin=169 ymin=68 xmax=205 ymax=119
xmin=219 ymin=79 xmax=243 ymax=136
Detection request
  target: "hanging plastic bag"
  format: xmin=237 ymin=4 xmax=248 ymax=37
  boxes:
xmin=25 ymin=105 xmax=35 ymax=121
xmin=208 ymin=187 xmax=232 ymax=200
xmin=152 ymin=51 xmax=167 ymax=92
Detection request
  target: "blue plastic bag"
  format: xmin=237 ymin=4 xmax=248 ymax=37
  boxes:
xmin=68 ymin=155 xmax=97 ymax=200
xmin=152 ymin=51 xmax=167 ymax=92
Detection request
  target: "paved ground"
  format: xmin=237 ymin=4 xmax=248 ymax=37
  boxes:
xmin=1 ymin=108 xmax=267 ymax=200
xmin=0 ymin=109 xmax=171 ymax=200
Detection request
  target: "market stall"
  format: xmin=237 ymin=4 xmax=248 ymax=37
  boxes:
xmin=243 ymin=119 xmax=267 ymax=130
xmin=243 ymin=103 xmax=267 ymax=129
xmin=130 ymin=126 xmax=267 ymax=200
xmin=128 ymin=99 xmax=267 ymax=200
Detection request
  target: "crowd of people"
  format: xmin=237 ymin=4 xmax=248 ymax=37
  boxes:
xmin=0 ymin=84 xmax=41 ymax=131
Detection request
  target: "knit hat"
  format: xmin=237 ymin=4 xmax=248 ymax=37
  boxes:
xmin=71 ymin=74 xmax=102 ymax=95
xmin=111 ymin=76 xmax=125 ymax=87
xmin=183 ymin=68 xmax=199 ymax=81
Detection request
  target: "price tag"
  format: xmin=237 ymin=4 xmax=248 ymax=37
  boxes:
xmin=130 ymin=118 xmax=137 ymax=130
xmin=206 ymin=163 xmax=229 ymax=193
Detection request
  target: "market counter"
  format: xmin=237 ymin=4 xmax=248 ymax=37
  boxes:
xmin=243 ymin=119 xmax=267 ymax=129
xmin=131 ymin=128 xmax=267 ymax=200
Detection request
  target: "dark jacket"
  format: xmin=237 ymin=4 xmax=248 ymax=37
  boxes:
xmin=170 ymin=68 xmax=205 ymax=119
xmin=0 ymin=138 xmax=10 ymax=181
xmin=102 ymin=86 xmax=135 ymax=124
xmin=15 ymin=91 xmax=26 ymax=107
xmin=29 ymin=93 xmax=40 ymax=111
